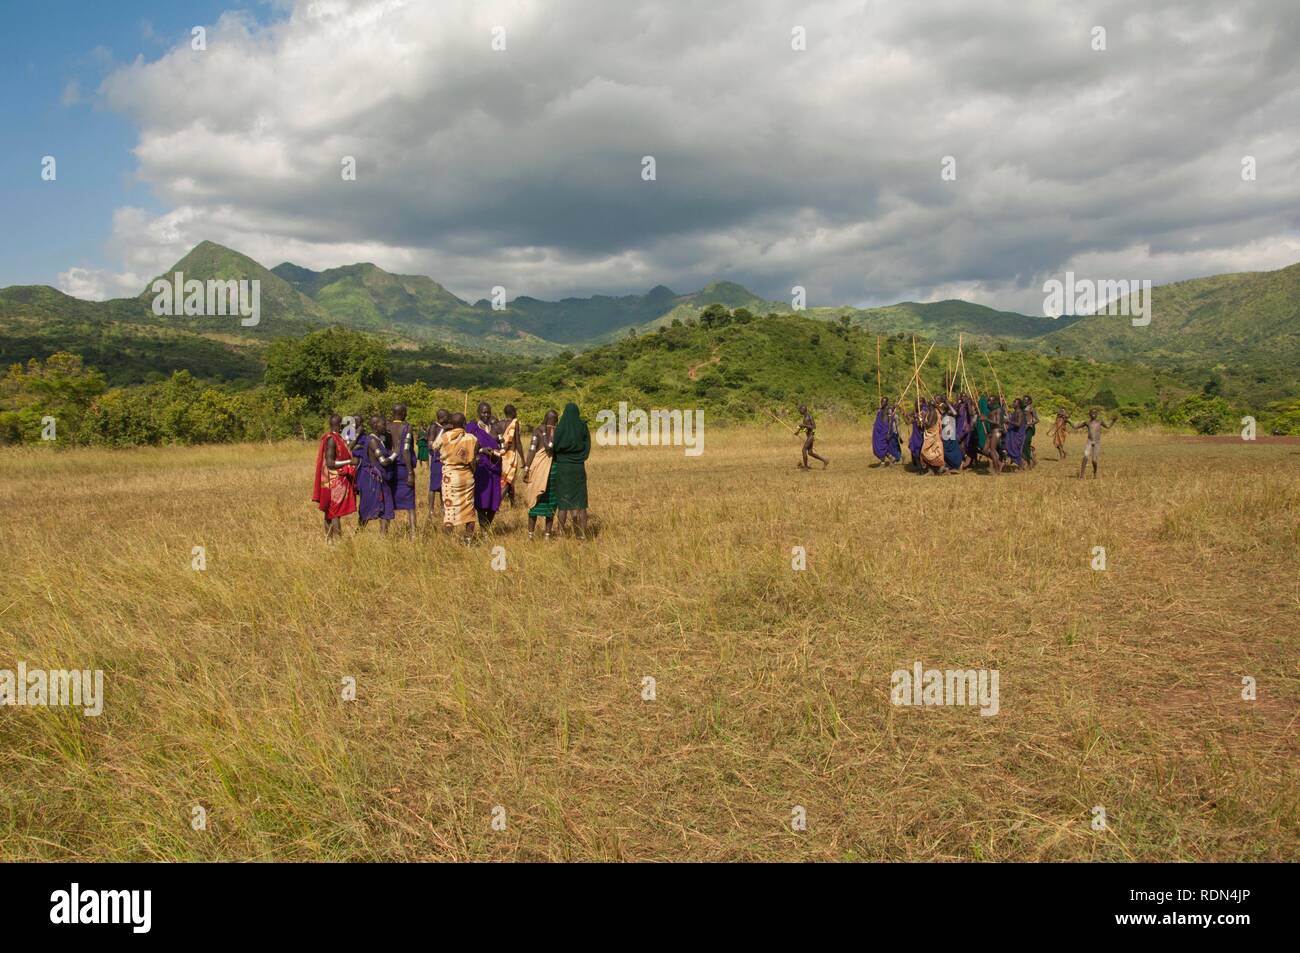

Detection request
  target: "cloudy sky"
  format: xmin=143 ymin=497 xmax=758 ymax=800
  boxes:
xmin=4 ymin=0 xmax=1299 ymax=314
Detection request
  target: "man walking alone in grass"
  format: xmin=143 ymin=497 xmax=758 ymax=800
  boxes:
xmin=796 ymin=404 xmax=829 ymax=469
xmin=1074 ymin=409 xmax=1115 ymax=479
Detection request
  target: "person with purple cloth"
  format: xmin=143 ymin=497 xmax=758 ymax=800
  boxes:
xmin=426 ymin=409 xmax=449 ymax=524
xmin=871 ymin=397 xmax=901 ymax=466
xmin=465 ymin=401 xmax=504 ymax=529
xmin=908 ymin=397 xmax=927 ymax=469
xmin=1005 ymin=397 xmax=1026 ymax=467
xmin=357 ymin=414 xmax=396 ymax=533
xmin=386 ymin=403 xmax=417 ymax=539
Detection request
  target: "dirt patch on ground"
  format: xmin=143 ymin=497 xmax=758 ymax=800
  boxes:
xmin=686 ymin=353 xmax=721 ymax=381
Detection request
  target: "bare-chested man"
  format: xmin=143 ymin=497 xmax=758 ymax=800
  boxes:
xmin=976 ymin=400 xmax=1005 ymax=474
xmin=1022 ymin=395 xmax=1039 ymax=470
xmin=1074 ymin=409 xmax=1115 ymax=479
xmin=795 ymin=404 xmax=829 ymax=469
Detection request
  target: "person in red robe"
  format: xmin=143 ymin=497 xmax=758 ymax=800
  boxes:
xmin=312 ymin=414 xmax=357 ymax=540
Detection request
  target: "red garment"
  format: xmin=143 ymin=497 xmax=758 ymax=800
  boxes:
xmin=312 ymin=432 xmax=357 ymax=519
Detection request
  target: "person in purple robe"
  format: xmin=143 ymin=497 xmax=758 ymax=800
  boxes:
xmin=1005 ymin=397 xmax=1026 ymax=466
xmin=465 ymin=401 xmax=504 ymax=528
xmin=908 ymin=398 xmax=927 ymax=468
xmin=873 ymin=397 xmax=894 ymax=465
xmin=356 ymin=415 xmax=395 ymax=530
xmin=386 ymin=404 xmax=418 ymax=538
xmin=871 ymin=397 xmax=900 ymax=465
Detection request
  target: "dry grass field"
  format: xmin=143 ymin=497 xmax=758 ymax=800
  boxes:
xmin=0 ymin=425 xmax=1296 ymax=861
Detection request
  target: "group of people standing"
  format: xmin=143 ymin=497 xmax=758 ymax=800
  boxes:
xmin=312 ymin=400 xmax=592 ymax=542
xmin=868 ymin=394 xmax=1114 ymax=477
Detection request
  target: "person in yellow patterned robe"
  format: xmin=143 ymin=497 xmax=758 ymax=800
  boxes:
xmin=434 ymin=413 xmax=480 ymax=540
xmin=920 ymin=402 xmax=947 ymax=474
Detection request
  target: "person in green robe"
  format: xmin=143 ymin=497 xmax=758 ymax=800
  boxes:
xmin=975 ymin=395 xmax=990 ymax=452
xmin=551 ymin=401 xmax=590 ymax=539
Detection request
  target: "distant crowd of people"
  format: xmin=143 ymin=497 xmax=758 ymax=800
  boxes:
xmin=312 ymin=401 xmax=592 ymax=542
xmin=788 ymin=394 xmax=1115 ymax=478
xmin=866 ymin=394 xmax=1115 ymax=478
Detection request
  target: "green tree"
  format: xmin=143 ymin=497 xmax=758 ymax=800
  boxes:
xmin=265 ymin=328 xmax=389 ymax=411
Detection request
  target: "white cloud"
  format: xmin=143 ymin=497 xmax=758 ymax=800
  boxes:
xmin=81 ymin=0 xmax=1300 ymax=311
xmin=56 ymin=266 xmax=142 ymax=301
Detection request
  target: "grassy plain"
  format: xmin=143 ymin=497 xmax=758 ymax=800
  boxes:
xmin=0 ymin=426 xmax=1296 ymax=860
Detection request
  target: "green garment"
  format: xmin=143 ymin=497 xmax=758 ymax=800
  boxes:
xmin=550 ymin=402 xmax=590 ymax=510
xmin=417 ymin=434 xmax=430 ymax=462
xmin=528 ymin=460 xmax=558 ymax=518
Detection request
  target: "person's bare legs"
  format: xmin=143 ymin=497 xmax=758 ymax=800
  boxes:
xmin=575 ymin=509 xmax=588 ymax=540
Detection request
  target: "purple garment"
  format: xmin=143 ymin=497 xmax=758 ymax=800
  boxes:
xmin=356 ymin=436 xmax=394 ymax=521
xmin=465 ymin=420 xmax=503 ymax=513
xmin=872 ymin=408 xmax=892 ymax=461
xmin=908 ymin=400 xmax=927 ymax=463
xmin=389 ymin=423 xmax=415 ymax=511
xmin=1005 ymin=420 xmax=1025 ymax=464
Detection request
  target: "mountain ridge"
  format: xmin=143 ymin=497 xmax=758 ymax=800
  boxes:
xmin=2 ymin=241 xmax=1297 ymax=401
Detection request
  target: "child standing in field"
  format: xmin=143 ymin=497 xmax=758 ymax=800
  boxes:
xmin=1051 ymin=411 xmax=1069 ymax=459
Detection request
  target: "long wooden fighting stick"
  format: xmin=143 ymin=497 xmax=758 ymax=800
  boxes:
xmin=896 ymin=339 xmax=936 ymax=406
xmin=764 ymin=407 xmax=799 ymax=433
xmin=956 ymin=333 xmax=977 ymax=400
xmin=876 ymin=336 xmax=882 ymax=406
xmin=981 ymin=349 xmax=1004 ymax=404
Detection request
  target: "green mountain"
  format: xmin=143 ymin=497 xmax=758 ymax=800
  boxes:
xmin=0 ymin=284 xmax=264 ymax=385
xmin=841 ymin=299 xmax=1082 ymax=342
xmin=1039 ymin=262 xmax=1300 ymax=403
xmin=138 ymin=240 xmax=328 ymax=335
xmin=2 ymin=240 xmax=1298 ymax=406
